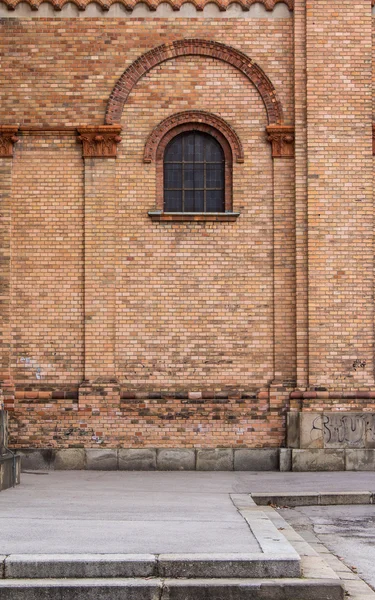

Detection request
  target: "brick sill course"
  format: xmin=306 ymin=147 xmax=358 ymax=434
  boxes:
xmin=148 ymin=211 xmax=240 ymax=222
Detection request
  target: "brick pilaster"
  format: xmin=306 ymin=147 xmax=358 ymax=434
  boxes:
xmin=80 ymin=157 xmax=119 ymax=405
xmin=0 ymin=151 xmax=17 ymax=410
xmin=306 ymin=0 xmax=374 ymax=388
xmin=294 ymin=0 xmax=309 ymax=389
xmin=272 ymin=158 xmax=296 ymax=386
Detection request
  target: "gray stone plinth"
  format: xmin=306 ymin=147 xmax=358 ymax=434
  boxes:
xmin=86 ymin=449 xmax=118 ymax=471
xmin=54 ymin=449 xmax=85 ymax=471
xmin=292 ymin=449 xmax=345 ymax=472
xmin=286 ymin=412 xmax=300 ymax=448
xmin=157 ymin=449 xmax=195 ymax=471
xmin=345 ymin=449 xmax=375 ymax=471
xmin=234 ymin=449 xmax=279 ymax=471
xmin=0 ymin=455 xmax=21 ymax=491
xmin=119 ymin=449 xmax=157 ymax=471
xmin=196 ymin=449 xmax=233 ymax=471
xmin=17 ymin=449 xmax=55 ymax=471
xmin=300 ymin=413 xmax=323 ymax=449
xmin=279 ymin=448 xmax=292 ymax=472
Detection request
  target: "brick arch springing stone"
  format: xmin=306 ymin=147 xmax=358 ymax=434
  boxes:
xmin=105 ymin=39 xmax=284 ymax=126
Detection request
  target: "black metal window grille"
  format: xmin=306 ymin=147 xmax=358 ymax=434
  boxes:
xmin=164 ymin=131 xmax=225 ymax=213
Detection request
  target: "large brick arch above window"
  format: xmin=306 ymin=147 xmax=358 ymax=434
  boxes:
xmin=106 ymin=39 xmax=284 ymax=126
xmin=144 ymin=111 xmax=244 ymax=165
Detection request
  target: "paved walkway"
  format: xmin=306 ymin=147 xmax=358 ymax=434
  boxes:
xmin=1 ymin=471 xmax=375 ymax=555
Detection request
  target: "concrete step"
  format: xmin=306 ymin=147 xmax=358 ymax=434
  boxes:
xmin=2 ymin=552 xmax=301 ymax=579
xmin=0 ymin=577 xmax=345 ymax=600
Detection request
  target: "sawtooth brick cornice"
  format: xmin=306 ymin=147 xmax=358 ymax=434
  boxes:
xmin=3 ymin=0 xmax=293 ymax=11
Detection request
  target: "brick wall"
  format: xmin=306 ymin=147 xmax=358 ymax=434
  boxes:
xmin=2 ymin=7 xmax=375 ymax=452
xmin=306 ymin=0 xmax=374 ymax=390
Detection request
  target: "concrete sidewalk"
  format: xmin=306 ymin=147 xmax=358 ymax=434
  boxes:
xmin=0 ymin=471 xmax=374 ymax=555
xmin=2 ymin=471 xmax=374 ymax=599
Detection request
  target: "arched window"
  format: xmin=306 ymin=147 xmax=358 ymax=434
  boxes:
xmin=164 ymin=131 xmax=225 ymax=213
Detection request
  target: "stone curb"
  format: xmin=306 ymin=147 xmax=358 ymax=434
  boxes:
xmin=0 ymin=578 xmax=345 ymax=600
xmin=251 ymin=491 xmax=374 ymax=506
xmin=269 ymin=504 xmax=375 ymax=600
xmin=0 ymin=552 xmax=300 ymax=580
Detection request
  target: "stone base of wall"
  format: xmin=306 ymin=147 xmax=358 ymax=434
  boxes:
xmin=0 ymin=454 xmax=21 ymax=491
xmin=16 ymin=447 xmax=375 ymax=472
xmin=287 ymin=411 xmax=375 ymax=449
xmin=17 ymin=447 xmax=280 ymax=472
xmin=291 ymin=448 xmax=375 ymax=471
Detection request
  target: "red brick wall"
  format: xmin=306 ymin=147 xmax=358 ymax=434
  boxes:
xmin=3 ymin=8 xmax=375 ymax=451
xmin=0 ymin=17 xmax=295 ymax=448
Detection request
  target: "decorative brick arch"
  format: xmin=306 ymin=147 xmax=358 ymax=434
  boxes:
xmin=105 ymin=39 xmax=284 ymax=126
xmin=144 ymin=111 xmax=244 ymax=165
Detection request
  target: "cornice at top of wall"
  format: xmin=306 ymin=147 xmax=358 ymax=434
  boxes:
xmin=2 ymin=0 xmax=293 ymax=12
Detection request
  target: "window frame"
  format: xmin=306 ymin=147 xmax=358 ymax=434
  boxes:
xmin=155 ymin=123 xmax=234 ymax=215
xmin=163 ymin=131 xmax=226 ymax=214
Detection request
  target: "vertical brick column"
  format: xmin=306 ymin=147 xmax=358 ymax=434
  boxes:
xmin=77 ymin=127 xmax=121 ymax=408
xmin=267 ymin=126 xmax=296 ymax=390
xmin=272 ymin=158 xmax=296 ymax=385
xmin=306 ymin=0 xmax=374 ymax=388
xmin=294 ymin=0 xmax=309 ymax=390
xmin=0 ymin=127 xmax=19 ymax=411
xmin=266 ymin=128 xmax=296 ymax=424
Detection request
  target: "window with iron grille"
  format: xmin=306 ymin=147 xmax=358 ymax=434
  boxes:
xmin=164 ymin=131 xmax=225 ymax=213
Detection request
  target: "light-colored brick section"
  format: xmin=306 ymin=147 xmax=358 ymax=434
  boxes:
xmin=306 ymin=1 xmax=374 ymax=389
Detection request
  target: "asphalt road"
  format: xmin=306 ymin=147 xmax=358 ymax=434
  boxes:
xmin=281 ymin=504 xmax=375 ymax=591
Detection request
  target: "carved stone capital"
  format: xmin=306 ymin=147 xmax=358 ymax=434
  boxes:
xmin=77 ymin=126 xmax=122 ymax=158
xmin=266 ymin=125 xmax=294 ymax=158
xmin=0 ymin=126 xmax=20 ymax=157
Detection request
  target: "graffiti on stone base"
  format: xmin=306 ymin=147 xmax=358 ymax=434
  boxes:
xmin=317 ymin=413 xmax=375 ymax=448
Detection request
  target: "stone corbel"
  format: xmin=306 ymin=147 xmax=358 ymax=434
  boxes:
xmin=77 ymin=126 xmax=122 ymax=158
xmin=0 ymin=126 xmax=20 ymax=157
xmin=266 ymin=125 xmax=294 ymax=158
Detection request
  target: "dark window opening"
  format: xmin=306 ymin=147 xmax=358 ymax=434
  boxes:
xmin=164 ymin=131 xmax=225 ymax=213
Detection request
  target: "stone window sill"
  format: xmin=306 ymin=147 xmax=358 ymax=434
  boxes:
xmin=148 ymin=211 xmax=240 ymax=222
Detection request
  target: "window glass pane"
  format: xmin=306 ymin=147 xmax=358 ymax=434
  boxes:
xmin=164 ymin=190 xmax=182 ymax=212
xmin=194 ymin=190 xmax=204 ymax=212
xmin=205 ymin=137 xmax=224 ymax=162
xmin=194 ymin=134 xmax=204 ymax=162
xmin=165 ymin=136 xmax=182 ymax=162
xmin=163 ymin=131 xmax=226 ymax=213
xmin=206 ymin=190 xmax=224 ymax=212
xmin=184 ymin=164 xmax=194 ymax=189
xmin=206 ymin=164 xmax=224 ymax=189
xmin=184 ymin=133 xmax=195 ymax=161
xmin=194 ymin=164 xmax=204 ymax=188
xmin=164 ymin=164 xmax=182 ymax=189
xmin=184 ymin=190 xmax=195 ymax=212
